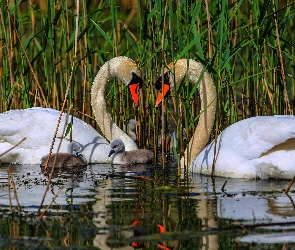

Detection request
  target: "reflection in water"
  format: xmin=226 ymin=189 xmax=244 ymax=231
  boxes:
xmin=0 ymin=164 xmax=294 ymax=249
xmin=190 ymin=175 xmax=295 ymax=224
xmin=190 ymin=173 xmax=295 ymax=248
xmin=93 ymin=174 xmax=134 ymax=250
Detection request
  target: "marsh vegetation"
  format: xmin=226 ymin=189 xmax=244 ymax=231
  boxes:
xmin=1 ymin=0 xmax=294 ymax=161
xmin=0 ymin=1 xmax=295 ymax=248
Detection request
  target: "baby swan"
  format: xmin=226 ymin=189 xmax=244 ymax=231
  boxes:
xmin=108 ymin=138 xmax=154 ymax=164
xmin=40 ymin=142 xmax=87 ymax=168
xmin=124 ymin=119 xmax=138 ymax=142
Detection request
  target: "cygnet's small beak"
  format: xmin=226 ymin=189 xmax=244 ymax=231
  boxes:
xmin=129 ymin=83 xmax=140 ymax=107
xmin=155 ymin=83 xmax=170 ymax=108
xmin=76 ymin=152 xmax=87 ymax=164
xmin=108 ymin=149 xmax=116 ymax=157
xmin=76 ymin=152 xmax=84 ymax=158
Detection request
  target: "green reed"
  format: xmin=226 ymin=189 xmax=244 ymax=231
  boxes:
xmin=0 ymin=0 xmax=295 ymax=164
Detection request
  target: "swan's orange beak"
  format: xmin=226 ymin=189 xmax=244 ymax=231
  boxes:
xmin=155 ymin=83 xmax=170 ymax=108
xmin=129 ymin=83 xmax=140 ymax=107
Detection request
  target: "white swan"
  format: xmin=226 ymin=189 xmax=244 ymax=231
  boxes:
xmin=0 ymin=56 xmax=142 ymax=165
xmin=108 ymin=138 xmax=154 ymax=164
xmin=192 ymin=116 xmax=295 ymax=179
xmin=155 ymin=59 xmax=295 ymax=179
xmin=40 ymin=142 xmax=87 ymax=168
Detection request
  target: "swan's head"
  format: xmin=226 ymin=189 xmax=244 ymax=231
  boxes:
xmin=110 ymin=57 xmax=143 ymax=107
xmin=128 ymin=72 xmax=143 ymax=107
xmin=154 ymin=60 xmax=187 ymax=107
xmin=108 ymin=138 xmax=126 ymax=157
xmin=154 ymin=71 xmax=171 ymax=107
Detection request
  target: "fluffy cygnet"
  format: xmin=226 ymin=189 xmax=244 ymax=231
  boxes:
xmin=124 ymin=119 xmax=138 ymax=142
xmin=108 ymin=138 xmax=154 ymax=164
xmin=40 ymin=142 xmax=87 ymax=168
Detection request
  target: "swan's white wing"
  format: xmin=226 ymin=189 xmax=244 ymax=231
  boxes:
xmin=192 ymin=116 xmax=295 ymax=178
xmin=221 ymin=116 xmax=295 ymax=159
xmin=0 ymin=108 xmax=110 ymax=164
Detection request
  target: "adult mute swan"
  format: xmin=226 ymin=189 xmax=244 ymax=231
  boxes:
xmin=155 ymin=59 xmax=295 ymax=179
xmin=0 ymin=56 xmax=142 ymax=165
xmin=40 ymin=142 xmax=87 ymax=168
xmin=108 ymin=138 xmax=154 ymax=164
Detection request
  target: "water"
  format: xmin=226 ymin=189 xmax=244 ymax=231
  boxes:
xmin=0 ymin=163 xmax=294 ymax=249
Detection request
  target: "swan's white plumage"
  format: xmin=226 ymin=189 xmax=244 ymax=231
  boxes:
xmin=0 ymin=107 xmax=111 ymax=164
xmin=0 ymin=57 xmax=143 ymax=165
xmin=191 ymin=116 xmax=295 ymax=179
xmin=90 ymin=57 xmax=140 ymax=151
xmin=156 ymin=59 xmax=295 ymax=179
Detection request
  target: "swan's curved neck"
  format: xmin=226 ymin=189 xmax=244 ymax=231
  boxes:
xmin=91 ymin=58 xmax=138 ymax=151
xmin=175 ymin=59 xmax=216 ymax=168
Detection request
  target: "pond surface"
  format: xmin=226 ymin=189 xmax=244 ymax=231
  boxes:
xmin=0 ymin=163 xmax=294 ymax=249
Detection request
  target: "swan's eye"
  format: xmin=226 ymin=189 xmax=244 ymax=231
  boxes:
xmin=130 ymin=72 xmax=143 ymax=88
xmin=155 ymin=72 xmax=170 ymax=90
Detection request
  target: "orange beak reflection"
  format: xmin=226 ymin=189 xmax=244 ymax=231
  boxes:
xmin=155 ymin=83 xmax=170 ymax=108
xmin=129 ymin=83 xmax=140 ymax=107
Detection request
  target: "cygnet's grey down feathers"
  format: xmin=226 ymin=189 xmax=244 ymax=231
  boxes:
xmin=40 ymin=142 xmax=87 ymax=168
xmin=123 ymin=119 xmax=137 ymax=142
xmin=108 ymin=138 xmax=153 ymax=164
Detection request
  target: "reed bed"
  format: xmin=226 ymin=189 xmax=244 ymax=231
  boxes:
xmin=0 ymin=0 xmax=294 ymax=164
